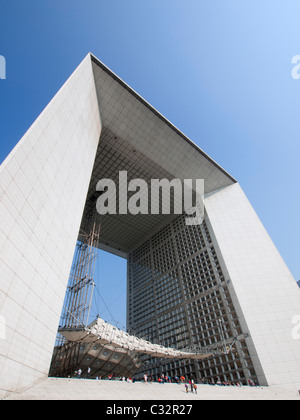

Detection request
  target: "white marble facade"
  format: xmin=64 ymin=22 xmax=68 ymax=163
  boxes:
xmin=205 ymin=183 xmax=300 ymax=390
xmin=0 ymin=54 xmax=102 ymax=397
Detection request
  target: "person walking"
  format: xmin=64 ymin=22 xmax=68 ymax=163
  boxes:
xmin=190 ymin=379 xmax=194 ymax=393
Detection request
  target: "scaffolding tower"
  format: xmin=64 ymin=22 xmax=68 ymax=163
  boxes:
xmin=61 ymin=220 xmax=100 ymax=329
xmin=50 ymin=198 xmax=102 ymax=378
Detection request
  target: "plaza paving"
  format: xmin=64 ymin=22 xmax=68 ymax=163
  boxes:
xmin=2 ymin=377 xmax=299 ymax=400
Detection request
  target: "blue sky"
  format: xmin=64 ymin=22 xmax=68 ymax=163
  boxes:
xmin=1 ymin=1 xmax=300 ymax=327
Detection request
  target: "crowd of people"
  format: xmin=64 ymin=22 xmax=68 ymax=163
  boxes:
xmin=74 ymin=368 xmax=257 ymax=389
xmin=140 ymin=373 xmax=256 ymax=389
xmin=198 ymin=378 xmax=257 ymax=387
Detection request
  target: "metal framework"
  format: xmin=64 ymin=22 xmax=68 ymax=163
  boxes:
xmin=49 ymin=203 xmax=102 ymax=378
xmin=49 ymin=207 xmax=220 ymax=379
xmin=61 ymin=220 xmax=100 ymax=329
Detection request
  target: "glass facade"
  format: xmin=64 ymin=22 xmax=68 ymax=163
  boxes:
xmin=128 ymin=214 xmax=258 ymax=384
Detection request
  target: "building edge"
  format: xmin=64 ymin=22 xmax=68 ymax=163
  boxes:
xmin=204 ymin=183 xmax=300 ymax=391
xmin=0 ymin=54 xmax=102 ymax=397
